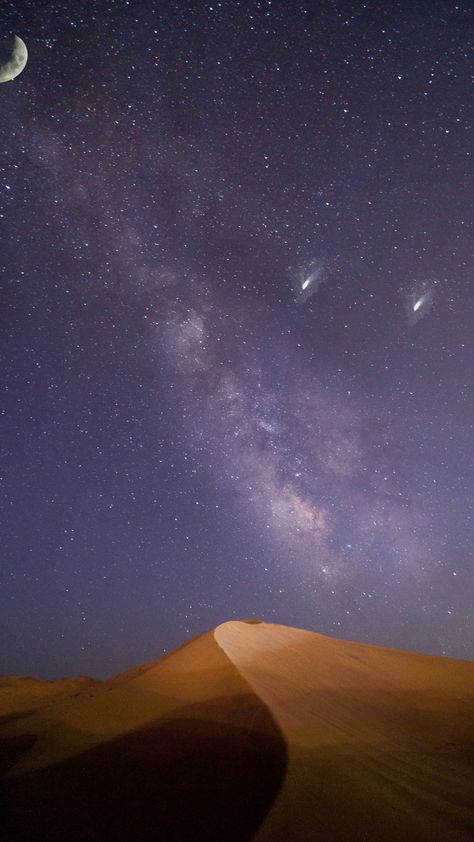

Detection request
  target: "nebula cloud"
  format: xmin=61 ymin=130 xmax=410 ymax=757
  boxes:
xmin=153 ymin=272 xmax=433 ymax=591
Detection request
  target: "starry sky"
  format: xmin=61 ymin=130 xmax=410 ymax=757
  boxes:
xmin=1 ymin=0 xmax=473 ymax=679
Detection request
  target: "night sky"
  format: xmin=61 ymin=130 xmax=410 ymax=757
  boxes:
xmin=1 ymin=1 xmax=473 ymax=679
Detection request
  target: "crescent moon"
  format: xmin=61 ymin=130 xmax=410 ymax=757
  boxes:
xmin=0 ymin=35 xmax=28 ymax=83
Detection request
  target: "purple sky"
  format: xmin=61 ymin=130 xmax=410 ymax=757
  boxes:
xmin=1 ymin=0 xmax=473 ymax=677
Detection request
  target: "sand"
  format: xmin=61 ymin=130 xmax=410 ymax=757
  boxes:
xmin=1 ymin=621 xmax=473 ymax=840
xmin=216 ymin=622 xmax=474 ymax=840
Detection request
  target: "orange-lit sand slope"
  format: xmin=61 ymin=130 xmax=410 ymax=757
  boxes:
xmin=216 ymin=622 xmax=474 ymax=841
xmin=1 ymin=621 xmax=473 ymax=841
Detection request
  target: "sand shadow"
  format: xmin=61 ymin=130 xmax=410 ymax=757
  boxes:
xmin=0 ymin=734 xmax=38 ymax=778
xmin=1 ymin=692 xmax=287 ymax=842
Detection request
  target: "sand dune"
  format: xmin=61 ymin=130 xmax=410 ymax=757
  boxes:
xmin=216 ymin=622 xmax=474 ymax=840
xmin=1 ymin=621 xmax=473 ymax=840
xmin=0 ymin=675 xmax=100 ymax=719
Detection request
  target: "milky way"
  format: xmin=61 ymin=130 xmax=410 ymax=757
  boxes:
xmin=1 ymin=0 xmax=473 ymax=677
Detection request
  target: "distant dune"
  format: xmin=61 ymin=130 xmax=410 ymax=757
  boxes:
xmin=1 ymin=621 xmax=473 ymax=840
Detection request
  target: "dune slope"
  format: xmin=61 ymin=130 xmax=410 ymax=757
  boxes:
xmin=0 ymin=629 xmax=286 ymax=841
xmin=215 ymin=621 xmax=474 ymax=841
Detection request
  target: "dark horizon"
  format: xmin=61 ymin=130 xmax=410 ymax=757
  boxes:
xmin=5 ymin=618 xmax=474 ymax=685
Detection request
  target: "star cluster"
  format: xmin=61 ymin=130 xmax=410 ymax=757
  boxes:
xmin=1 ymin=0 xmax=473 ymax=677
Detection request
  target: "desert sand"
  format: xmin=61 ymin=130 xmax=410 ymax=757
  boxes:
xmin=1 ymin=621 xmax=473 ymax=840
